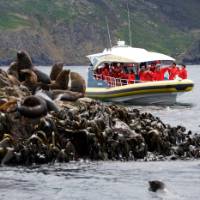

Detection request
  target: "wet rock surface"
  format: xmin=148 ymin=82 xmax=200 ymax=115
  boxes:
xmin=0 ymin=97 xmax=200 ymax=166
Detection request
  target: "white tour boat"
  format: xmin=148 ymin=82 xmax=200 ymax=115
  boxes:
xmin=85 ymin=41 xmax=194 ymax=105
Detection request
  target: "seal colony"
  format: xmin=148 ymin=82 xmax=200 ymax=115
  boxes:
xmin=0 ymin=51 xmax=200 ymax=165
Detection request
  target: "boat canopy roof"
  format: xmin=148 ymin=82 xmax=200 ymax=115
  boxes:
xmin=87 ymin=41 xmax=175 ymax=69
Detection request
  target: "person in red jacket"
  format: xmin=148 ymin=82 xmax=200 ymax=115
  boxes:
xmin=179 ymin=64 xmax=188 ymax=79
xmin=168 ymin=62 xmax=179 ymax=80
xmin=139 ymin=67 xmax=146 ymax=81
xmin=153 ymin=65 xmax=162 ymax=81
xmin=144 ymin=66 xmax=154 ymax=81
xmin=128 ymin=70 xmax=135 ymax=84
xmin=102 ymin=66 xmax=109 ymax=79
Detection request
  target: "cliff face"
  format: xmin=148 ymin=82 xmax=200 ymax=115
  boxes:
xmin=0 ymin=0 xmax=200 ymax=65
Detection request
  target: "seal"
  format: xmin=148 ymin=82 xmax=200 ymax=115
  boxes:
xmin=49 ymin=69 xmax=69 ymax=90
xmin=32 ymin=68 xmax=51 ymax=84
xmin=17 ymin=95 xmax=48 ymax=118
xmin=148 ymin=180 xmax=165 ymax=192
xmin=20 ymin=69 xmax=38 ymax=93
xmin=50 ymin=62 xmax=64 ymax=81
xmin=8 ymin=50 xmax=33 ymax=81
xmin=16 ymin=50 xmax=33 ymax=69
xmin=68 ymin=71 xmax=86 ymax=94
xmin=49 ymin=69 xmax=86 ymax=94
xmin=52 ymin=89 xmax=84 ymax=101
xmin=8 ymin=50 xmax=51 ymax=84
xmin=35 ymin=89 xmax=60 ymax=112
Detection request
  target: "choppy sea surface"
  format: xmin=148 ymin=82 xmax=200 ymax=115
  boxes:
xmin=0 ymin=65 xmax=200 ymax=200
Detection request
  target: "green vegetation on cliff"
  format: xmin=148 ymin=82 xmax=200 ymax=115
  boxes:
xmin=0 ymin=0 xmax=200 ymax=64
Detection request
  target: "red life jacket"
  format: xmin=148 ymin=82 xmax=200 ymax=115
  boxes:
xmin=128 ymin=73 xmax=135 ymax=84
xmin=139 ymin=71 xmax=146 ymax=81
xmin=153 ymin=71 xmax=162 ymax=81
xmin=102 ymin=68 xmax=109 ymax=79
xmin=168 ymin=67 xmax=179 ymax=80
xmin=144 ymin=71 xmax=154 ymax=81
xmin=179 ymin=68 xmax=187 ymax=79
xmin=121 ymin=72 xmax=128 ymax=79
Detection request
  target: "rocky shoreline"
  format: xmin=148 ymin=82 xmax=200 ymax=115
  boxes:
xmin=0 ymin=95 xmax=200 ymax=166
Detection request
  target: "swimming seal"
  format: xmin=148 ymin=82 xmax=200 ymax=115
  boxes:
xmin=50 ymin=62 xmax=64 ymax=81
xmin=18 ymin=95 xmax=48 ymax=118
xmin=148 ymin=180 xmax=165 ymax=192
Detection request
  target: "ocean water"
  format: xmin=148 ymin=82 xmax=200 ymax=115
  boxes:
xmin=0 ymin=65 xmax=200 ymax=200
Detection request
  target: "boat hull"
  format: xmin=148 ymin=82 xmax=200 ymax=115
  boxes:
xmin=86 ymin=79 xmax=194 ymax=105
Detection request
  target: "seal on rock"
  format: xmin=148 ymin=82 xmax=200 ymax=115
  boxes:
xmin=52 ymin=89 xmax=84 ymax=101
xmin=49 ymin=69 xmax=86 ymax=94
xmin=21 ymin=69 xmax=38 ymax=93
xmin=69 ymin=71 xmax=86 ymax=94
xmin=17 ymin=95 xmax=48 ymax=118
xmin=50 ymin=62 xmax=64 ymax=81
xmin=35 ymin=89 xmax=60 ymax=112
xmin=8 ymin=50 xmax=33 ymax=81
xmin=8 ymin=50 xmax=51 ymax=84
xmin=32 ymin=68 xmax=51 ymax=84
xmin=49 ymin=69 xmax=69 ymax=90
xmin=16 ymin=50 xmax=33 ymax=69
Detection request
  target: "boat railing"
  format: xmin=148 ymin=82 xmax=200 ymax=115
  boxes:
xmin=93 ymin=73 xmax=139 ymax=87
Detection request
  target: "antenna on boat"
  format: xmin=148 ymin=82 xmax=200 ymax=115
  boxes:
xmin=127 ymin=1 xmax=132 ymax=46
xmin=105 ymin=17 xmax=112 ymax=49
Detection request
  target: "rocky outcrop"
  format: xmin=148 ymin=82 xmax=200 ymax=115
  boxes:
xmin=0 ymin=97 xmax=200 ymax=165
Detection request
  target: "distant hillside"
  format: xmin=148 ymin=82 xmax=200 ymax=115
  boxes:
xmin=0 ymin=0 xmax=200 ymax=65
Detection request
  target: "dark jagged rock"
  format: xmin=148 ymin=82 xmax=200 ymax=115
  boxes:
xmin=0 ymin=96 xmax=200 ymax=165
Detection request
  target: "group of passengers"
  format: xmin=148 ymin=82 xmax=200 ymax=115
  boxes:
xmin=94 ymin=61 xmax=188 ymax=85
xmin=139 ymin=62 xmax=188 ymax=81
